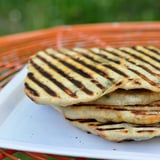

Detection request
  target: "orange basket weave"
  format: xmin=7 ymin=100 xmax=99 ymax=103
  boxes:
xmin=0 ymin=22 xmax=160 ymax=159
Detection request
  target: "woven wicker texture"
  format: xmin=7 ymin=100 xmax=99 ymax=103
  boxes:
xmin=0 ymin=22 xmax=160 ymax=159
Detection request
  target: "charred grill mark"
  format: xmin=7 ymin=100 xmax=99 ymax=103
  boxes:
xmin=128 ymin=67 xmax=159 ymax=87
xmin=57 ymin=50 xmax=112 ymax=89
xmin=88 ymin=49 xmax=129 ymax=78
xmin=82 ymin=54 xmax=100 ymax=63
xmin=137 ymin=130 xmax=156 ymax=133
xmin=47 ymin=52 xmax=92 ymax=79
xmin=115 ymin=81 xmax=123 ymax=86
xmin=72 ymin=58 xmax=109 ymax=88
xmin=27 ymin=72 xmax=59 ymax=97
xmin=145 ymin=47 xmax=160 ymax=55
xmin=90 ymin=79 xmax=105 ymax=89
xmin=75 ymin=58 xmax=107 ymax=76
xmin=99 ymin=122 xmax=123 ymax=125
xmin=67 ymin=118 xmax=127 ymax=131
xmin=105 ymin=49 xmax=160 ymax=76
xmin=73 ymin=80 xmax=94 ymax=95
xmin=91 ymin=49 xmax=121 ymax=64
xmin=74 ymin=58 xmax=114 ymax=83
xmin=131 ymin=110 xmax=160 ymax=115
xmin=79 ymin=119 xmax=97 ymax=123
xmin=136 ymin=64 xmax=160 ymax=77
xmin=132 ymin=47 xmax=160 ymax=63
xmin=61 ymin=60 xmax=92 ymax=78
xmin=72 ymin=50 xmax=100 ymax=63
xmin=37 ymin=55 xmax=94 ymax=95
xmin=66 ymin=118 xmax=97 ymax=123
xmin=71 ymin=104 xmax=160 ymax=113
xmin=120 ymin=48 xmax=160 ymax=71
xmin=104 ymin=48 xmax=123 ymax=59
xmin=121 ymin=129 xmax=129 ymax=133
xmin=30 ymin=60 xmax=77 ymax=98
xmin=133 ymin=79 xmax=141 ymax=85
xmin=25 ymin=82 xmax=39 ymax=96
xmin=73 ymin=58 xmax=115 ymax=83
xmin=60 ymin=50 xmax=108 ymax=76
xmin=47 ymin=55 xmax=93 ymax=95
xmin=103 ymin=64 xmax=129 ymax=78
xmin=96 ymin=127 xmax=126 ymax=131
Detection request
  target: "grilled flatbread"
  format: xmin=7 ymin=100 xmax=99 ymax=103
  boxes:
xmin=66 ymin=118 xmax=160 ymax=142
xmin=91 ymin=89 xmax=160 ymax=105
xmin=24 ymin=48 xmax=127 ymax=106
xmin=24 ymin=46 xmax=160 ymax=106
xmin=76 ymin=46 xmax=160 ymax=92
xmin=59 ymin=102 xmax=160 ymax=124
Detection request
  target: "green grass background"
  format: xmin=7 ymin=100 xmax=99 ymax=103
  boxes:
xmin=0 ymin=0 xmax=160 ymax=36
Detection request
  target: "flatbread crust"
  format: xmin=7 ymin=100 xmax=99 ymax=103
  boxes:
xmin=24 ymin=46 xmax=160 ymax=106
xmin=58 ymin=102 xmax=160 ymax=125
xmin=66 ymin=118 xmax=160 ymax=142
xmin=24 ymin=48 xmax=127 ymax=106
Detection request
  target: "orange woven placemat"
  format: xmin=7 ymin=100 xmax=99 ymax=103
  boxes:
xmin=0 ymin=22 xmax=160 ymax=159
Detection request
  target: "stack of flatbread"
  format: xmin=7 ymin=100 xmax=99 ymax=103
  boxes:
xmin=24 ymin=45 xmax=160 ymax=142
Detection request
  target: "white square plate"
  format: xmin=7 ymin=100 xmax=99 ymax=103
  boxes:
xmin=0 ymin=67 xmax=160 ymax=160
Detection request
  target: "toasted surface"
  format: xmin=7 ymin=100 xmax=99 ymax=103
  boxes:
xmin=24 ymin=46 xmax=160 ymax=106
xmin=85 ymin=46 xmax=160 ymax=91
xmin=66 ymin=118 xmax=160 ymax=142
xmin=24 ymin=48 xmax=126 ymax=106
xmin=60 ymin=102 xmax=160 ymax=124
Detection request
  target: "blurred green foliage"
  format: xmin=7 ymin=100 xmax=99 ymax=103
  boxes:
xmin=0 ymin=0 xmax=160 ymax=36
